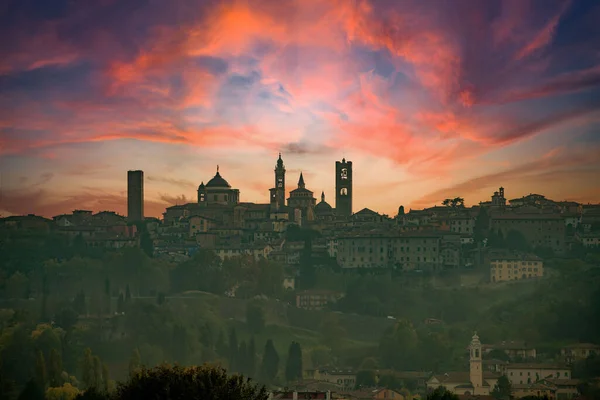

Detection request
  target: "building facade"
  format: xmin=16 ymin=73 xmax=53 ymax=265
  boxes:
xmin=489 ymin=251 xmax=544 ymax=283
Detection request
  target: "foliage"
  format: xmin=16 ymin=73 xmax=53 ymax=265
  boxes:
xmin=128 ymin=348 xmax=141 ymax=378
xmin=284 ymin=341 xmax=303 ymax=382
xmin=18 ymin=379 xmax=45 ymax=400
xmin=355 ymin=370 xmax=377 ymax=388
xmin=46 ymin=383 xmax=80 ymax=400
xmin=113 ymin=364 xmax=268 ymax=400
xmin=259 ymin=339 xmax=279 ymax=385
xmin=427 ymin=386 xmax=459 ymax=400
xmin=491 ymin=375 xmax=512 ymax=400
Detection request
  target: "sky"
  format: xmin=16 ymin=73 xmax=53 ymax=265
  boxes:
xmin=1 ymin=0 xmax=600 ymax=218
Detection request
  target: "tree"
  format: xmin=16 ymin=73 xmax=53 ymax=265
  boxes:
xmin=247 ymin=337 xmax=257 ymax=379
xmin=216 ymin=330 xmax=228 ymax=357
xmin=505 ymin=229 xmax=530 ymax=251
xmin=491 ymin=375 xmax=512 ymax=400
xmin=117 ymin=293 xmax=124 ymax=314
xmin=156 ymin=292 xmax=166 ymax=305
xmin=285 ymin=341 xmax=303 ymax=382
xmin=129 ymin=348 xmax=142 ymax=378
xmin=35 ymin=350 xmax=48 ymax=389
xmin=140 ymin=229 xmax=154 ymax=258
xmin=18 ymin=379 xmax=45 ymax=400
xmin=73 ymin=290 xmax=86 ymax=315
xmin=81 ymin=348 xmax=95 ymax=389
xmin=259 ymin=339 xmax=279 ymax=384
xmin=46 ymin=383 xmax=80 ymax=400
xmin=125 ymin=285 xmax=132 ymax=302
xmin=355 ymin=370 xmax=377 ymax=388
xmin=228 ymin=328 xmax=239 ymax=372
xmin=239 ymin=341 xmax=249 ymax=376
xmin=48 ymin=349 xmax=64 ymax=388
xmin=427 ymin=386 xmax=459 ymax=400
xmin=55 ymin=308 xmax=78 ymax=332
xmin=246 ymin=302 xmax=266 ymax=334
xmin=104 ymin=278 xmax=111 ymax=315
xmin=112 ymin=364 xmax=267 ymax=400
xmin=474 ymin=207 xmax=489 ymax=244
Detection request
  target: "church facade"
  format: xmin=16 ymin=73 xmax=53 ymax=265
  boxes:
xmin=426 ymin=333 xmax=499 ymax=395
xmin=165 ymin=154 xmax=353 ymax=227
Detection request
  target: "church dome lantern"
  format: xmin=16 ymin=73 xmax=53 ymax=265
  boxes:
xmin=206 ymin=166 xmax=231 ymax=189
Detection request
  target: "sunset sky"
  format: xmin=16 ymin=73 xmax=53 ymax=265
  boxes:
xmin=1 ymin=0 xmax=600 ymax=218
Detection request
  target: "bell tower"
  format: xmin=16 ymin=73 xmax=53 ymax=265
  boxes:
xmin=335 ymin=158 xmax=352 ymax=217
xmin=270 ymin=153 xmax=286 ymax=209
xmin=469 ymin=332 xmax=484 ymax=395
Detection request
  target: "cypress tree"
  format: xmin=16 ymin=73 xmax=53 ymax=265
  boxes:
xmin=259 ymin=339 xmax=279 ymax=384
xmin=248 ymin=337 xmax=257 ymax=378
xmin=228 ymin=328 xmax=239 ymax=372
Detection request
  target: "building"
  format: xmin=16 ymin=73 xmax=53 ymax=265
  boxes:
xmin=491 ymin=187 xmax=507 ymax=207
xmin=336 ymin=231 xmax=444 ymax=270
xmin=197 ymin=166 xmax=240 ymax=206
xmin=490 ymin=212 xmax=565 ymax=254
xmin=489 ymin=251 xmax=544 ymax=283
xmin=304 ymin=369 xmax=356 ymax=391
xmin=483 ymin=341 xmax=537 ymax=360
xmin=503 ymin=363 xmax=570 ymax=386
xmin=427 ymin=333 xmax=499 ymax=396
xmin=295 ymin=290 xmax=344 ymax=310
xmin=561 ymin=343 xmax=600 ymax=363
xmin=343 ymin=388 xmax=406 ymax=399
xmin=315 ymin=192 xmax=335 ymax=222
xmin=335 ymin=158 xmax=353 ymax=217
xmin=287 ymin=173 xmax=316 ymax=224
xmin=269 ymin=153 xmax=286 ymax=210
xmin=127 ymin=170 xmax=144 ymax=222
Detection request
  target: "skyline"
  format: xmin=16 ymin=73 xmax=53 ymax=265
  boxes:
xmin=1 ymin=0 xmax=600 ymax=218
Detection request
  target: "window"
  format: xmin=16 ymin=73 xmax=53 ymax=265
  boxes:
xmin=341 ymin=168 xmax=348 ymax=179
xmin=340 ymin=188 xmax=348 ymax=195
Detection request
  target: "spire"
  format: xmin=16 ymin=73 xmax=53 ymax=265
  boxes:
xmin=321 ymin=191 xmax=325 ymax=202
xmin=217 ymin=165 xmax=219 ymax=173
xmin=298 ymin=172 xmax=305 ymax=188
xmin=276 ymin=153 xmax=284 ymax=168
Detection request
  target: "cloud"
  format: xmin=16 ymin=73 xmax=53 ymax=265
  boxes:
xmin=1 ymin=0 xmax=599 ymax=215
xmin=147 ymin=176 xmax=196 ymax=189
xmin=412 ymin=145 xmax=600 ymax=208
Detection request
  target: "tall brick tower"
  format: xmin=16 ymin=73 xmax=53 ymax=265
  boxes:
xmin=127 ymin=170 xmax=144 ymax=222
xmin=335 ymin=158 xmax=352 ymax=217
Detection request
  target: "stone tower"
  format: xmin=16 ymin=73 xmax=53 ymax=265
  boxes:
xmin=335 ymin=158 xmax=352 ymax=217
xmin=127 ymin=170 xmax=144 ymax=222
xmin=270 ymin=153 xmax=286 ymax=209
xmin=469 ymin=331 xmax=484 ymax=395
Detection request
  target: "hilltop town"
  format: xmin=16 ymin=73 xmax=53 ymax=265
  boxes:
xmin=1 ymin=154 xmax=599 ymax=400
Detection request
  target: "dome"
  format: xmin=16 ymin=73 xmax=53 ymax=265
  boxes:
xmin=315 ymin=191 xmax=333 ymax=214
xmin=206 ymin=170 xmax=231 ymax=188
xmin=315 ymin=201 xmax=333 ymax=214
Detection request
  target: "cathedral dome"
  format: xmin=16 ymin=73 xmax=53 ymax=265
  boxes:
xmin=206 ymin=169 xmax=231 ymax=188
xmin=315 ymin=191 xmax=333 ymax=214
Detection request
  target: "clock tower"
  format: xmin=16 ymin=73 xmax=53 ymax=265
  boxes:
xmin=270 ymin=153 xmax=286 ymax=209
xmin=335 ymin=158 xmax=352 ymax=217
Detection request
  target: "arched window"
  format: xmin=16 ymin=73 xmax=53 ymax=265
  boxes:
xmin=340 ymin=188 xmax=348 ymax=195
xmin=341 ymin=168 xmax=348 ymax=179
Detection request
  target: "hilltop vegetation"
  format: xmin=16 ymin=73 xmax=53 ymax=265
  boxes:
xmin=1 ymin=230 xmax=600 ymax=398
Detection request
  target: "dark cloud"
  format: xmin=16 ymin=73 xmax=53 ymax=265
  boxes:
xmin=147 ymin=176 xmax=196 ymax=189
